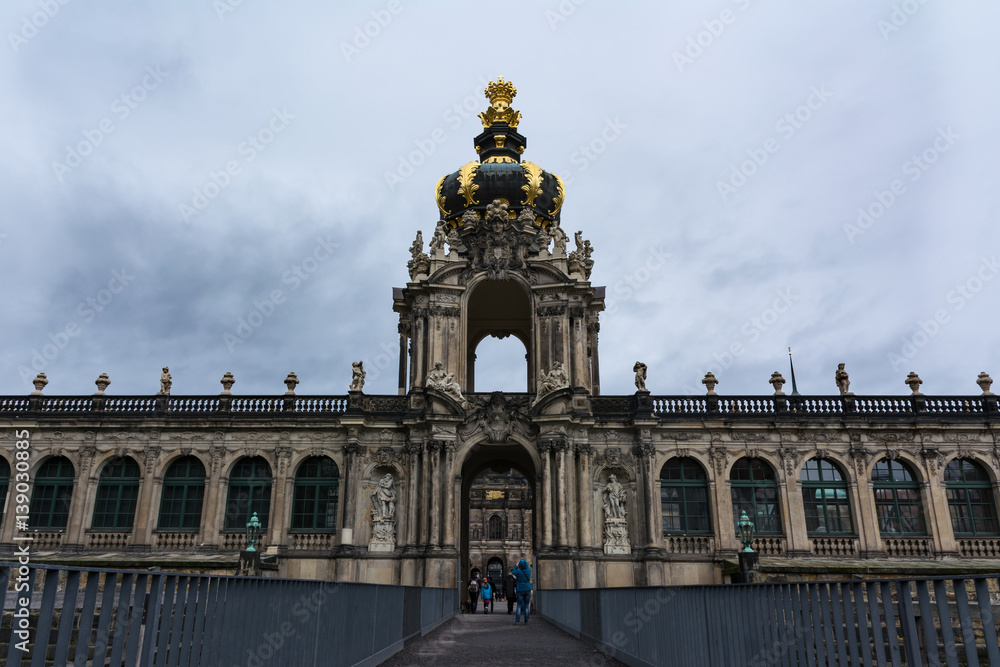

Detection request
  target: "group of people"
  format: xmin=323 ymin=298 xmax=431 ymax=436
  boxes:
xmin=467 ymin=558 xmax=533 ymax=624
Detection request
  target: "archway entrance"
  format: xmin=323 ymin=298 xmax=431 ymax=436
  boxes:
xmin=466 ymin=280 xmax=532 ymax=392
xmin=460 ymin=442 xmax=535 ymax=610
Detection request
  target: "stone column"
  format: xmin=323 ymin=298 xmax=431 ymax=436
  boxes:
xmin=555 ymin=440 xmax=570 ymax=549
xmin=268 ymin=447 xmax=293 ymax=549
xmin=588 ymin=322 xmax=601 ymax=396
xmin=340 ymin=441 xmax=361 ymax=545
xmin=412 ymin=308 xmax=427 ymax=388
xmin=404 ymin=440 xmax=421 ymax=546
xmin=850 ymin=456 xmax=881 ymax=556
xmin=443 ymin=444 xmax=456 ymax=548
xmin=427 ymin=440 xmax=442 ymax=547
xmin=923 ymin=479 xmax=957 ymax=555
xmin=62 ymin=447 xmax=96 ymax=548
xmin=201 ymin=447 xmax=226 ymax=548
xmin=398 ymin=331 xmax=408 ymax=396
xmin=539 ymin=440 xmax=553 ymax=549
xmin=130 ymin=447 xmax=160 ymax=548
xmin=635 ymin=443 xmax=659 ymax=549
xmin=781 ymin=476 xmax=810 ymax=555
xmin=576 ymin=444 xmax=594 ymax=550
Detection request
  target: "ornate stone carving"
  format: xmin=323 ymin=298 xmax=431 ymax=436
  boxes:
xmin=369 ymin=473 xmax=397 ymax=552
xmin=31 ymin=373 xmax=47 ymax=395
xmin=370 ymin=446 xmax=398 ymax=467
xmin=462 ymin=392 xmax=532 ymax=443
xmin=920 ymin=446 xmax=942 ymax=475
xmin=977 ymin=372 xmax=994 ymax=395
xmin=550 ymin=219 xmax=568 ymax=257
xmin=702 ymin=372 xmax=718 ymax=395
xmin=533 ymin=362 xmax=568 ymax=405
xmin=210 ymin=446 xmax=226 ymax=476
xmin=408 ymin=231 xmax=430 ymax=280
xmin=905 ymin=372 xmax=923 ymax=395
xmin=633 ymin=361 xmax=647 ymax=392
xmin=350 ymin=361 xmax=366 ymax=392
xmin=276 ymin=446 xmax=293 ymax=476
xmin=777 ymin=446 xmax=803 ymax=477
xmin=283 ymin=372 xmax=299 ymax=395
xmin=142 ymin=447 xmax=160 ymax=474
xmin=94 ymin=373 xmax=111 ymax=395
xmin=595 ymin=447 xmax=631 ymax=470
xmin=460 ymin=199 xmax=531 ymax=280
xmin=602 ymin=474 xmax=630 ymax=555
xmin=769 ymin=371 xmax=786 ymax=396
xmin=708 ymin=445 xmax=728 ymax=476
xmin=220 ymin=372 xmax=235 ymax=394
xmin=426 ymin=361 xmax=465 ymax=405
xmin=429 ymin=220 xmax=447 ymax=256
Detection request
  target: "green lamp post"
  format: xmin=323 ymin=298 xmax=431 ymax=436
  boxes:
xmin=245 ymin=512 xmax=261 ymax=552
xmin=737 ymin=511 xmax=756 ymax=553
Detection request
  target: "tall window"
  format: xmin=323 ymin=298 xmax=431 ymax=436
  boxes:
xmin=801 ymin=459 xmax=854 ymax=535
xmin=0 ymin=457 xmax=9 ymax=518
xmin=291 ymin=457 xmax=339 ymax=531
xmin=488 ymin=514 xmax=503 ymax=540
xmin=730 ymin=458 xmax=782 ymax=535
xmin=872 ymin=459 xmax=926 ymax=535
xmin=158 ymin=457 xmax=206 ymax=530
xmin=944 ymin=458 xmax=999 ymax=536
xmin=224 ymin=457 xmax=272 ymax=530
xmin=29 ymin=457 xmax=75 ymax=529
xmin=660 ymin=458 xmax=711 ymax=534
xmin=92 ymin=457 xmax=141 ymax=530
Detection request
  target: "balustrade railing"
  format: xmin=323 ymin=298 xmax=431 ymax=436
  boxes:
xmin=958 ymin=537 xmax=1000 ymax=559
xmin=289 ymin=533 xmax=337 ymax=550
xmin=154 ymin=531 xmax=199 ymax=550
xmin=883 ymin=536 xmax=934 ymax=558
xmin=663 ymin=534 xmax=714 ymax=554
xmin=87 ymin=531 xmax=131 ymax=550
xmin=26 ymin=530 xmax=64 ymax=549
xmin=753 ymin=535 xmax=786 ymax=556
xmin=810 ymin=536 xmax=859 ymax=557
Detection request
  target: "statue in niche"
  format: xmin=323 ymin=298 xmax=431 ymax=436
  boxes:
xmin=603 ymin=474 xmax=627 ymax=520
xmin=158 ymin=367 xmax=172 ymax=395
xmin=836 ymin=363 xmax=852 ymax=395
xmin=633 ymin=361 xmax=647 ymax=392
xmin=371 ymin=473 xmax=396 ymax=520
xmin=429 ymin=221 xmax=447 ymax=256
xmin=426 ymin=361 xmax=465 ymax=404
xmin=534 ymin=362 xmax=569 ymax=405
xmin=350 ymin=361 xmax=366 ymax=392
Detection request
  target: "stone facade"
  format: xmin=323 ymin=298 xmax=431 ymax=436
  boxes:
xmin=2 ymin=79 xmax=998 ymax=589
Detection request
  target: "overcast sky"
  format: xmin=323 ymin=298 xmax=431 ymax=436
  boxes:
xmin=2 ymin=1 xmax=998 ymax=399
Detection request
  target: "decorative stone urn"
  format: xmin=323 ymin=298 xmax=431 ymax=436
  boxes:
xmin=769 ymin=371 xmax=786 ymax=396
xmin=94 ymin=373 xmax=111 ymax=395
xmin=702 ymin=372 xmax=719 ymax=396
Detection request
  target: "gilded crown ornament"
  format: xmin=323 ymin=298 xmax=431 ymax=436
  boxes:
xmin=478 ymin=76 xmax=522 ymax=129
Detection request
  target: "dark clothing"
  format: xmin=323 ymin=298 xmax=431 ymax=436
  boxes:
xmin=503 ymin=573 xmax=517 ymax=599
xmin=514 ymin=560 xmax=532 ymax=593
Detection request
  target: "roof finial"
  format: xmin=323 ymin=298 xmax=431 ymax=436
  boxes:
xmin=788 ymin=347 xmax=800 ymax=396
xmin=479 ymin=76 xmax=521 ymax=129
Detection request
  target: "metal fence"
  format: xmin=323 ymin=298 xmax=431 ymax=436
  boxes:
xmin=537 ymin=575 xmax=1000 ymax=667
xmin=0 ymin=562 xmax=456 ymax=666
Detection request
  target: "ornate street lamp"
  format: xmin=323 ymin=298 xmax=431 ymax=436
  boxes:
xmin=737 ymin=511 xmax=756 ymax=553
xmin=245 ymin=512 xmax=261 ymax=553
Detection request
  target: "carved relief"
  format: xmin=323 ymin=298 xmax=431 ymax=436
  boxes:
xmin=461 ymin=392 xmax=533 ymax=443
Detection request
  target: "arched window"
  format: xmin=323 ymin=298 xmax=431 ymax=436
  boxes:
xmin=29 ymin=457 xmax=75 ymax=529
xmin=158 ymin=457 xmax=206 ymax=530
xmin=730 ymin=458 xmax=782 ymax=535
xmin=224 ymin=457 xmax=272 ymax=531
xmin=944 ymin=459 xmax=999 ymax=536
xmin=801 ymin=459 xmax=853 ymax=535
xmin=488 ymin=514 xmax=503 ymax=540
xmin=660 ymin=458 xmax=711 ymax=534
xmin=872 ymin=459 xmax=926 ymax=535
xmin=0 ymin=457 xmax=9 ymax=518
xmin=92 ymin=457 xmax=142 ymax=530
xmin=291 ymin=457 xmax=339 ymax=531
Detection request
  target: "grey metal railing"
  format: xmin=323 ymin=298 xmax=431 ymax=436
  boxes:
xmin=0 ymin=563 xmax=456 ymax=666
xmin=537 ymin=575 xmax=1000 ymax=667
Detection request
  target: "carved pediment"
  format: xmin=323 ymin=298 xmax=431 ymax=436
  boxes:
xmin=460 ymin=200 xmax=532 ymax=281
xmin=462 ymin=392 xmax=533 ymax=443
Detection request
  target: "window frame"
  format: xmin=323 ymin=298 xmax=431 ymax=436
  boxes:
xmin=223 ymin=457 xmax=273 ymax=532
xmin=91 ymin=457 xmax=142 ymax=531
xmin=730 ymin=458 xmax=783 ymax=536
xmin=944 ymin=458 xmax=999 ymax=537
xmin=290 ymin=456 xmax=339 ymax=532
xmin=800 ymin=458 xmax=854 ymax=536
xmin=157 ymin=456 xmax=206 ymax=531
xmin=28 ymin=457 xmax=75 ymax=530
xmin=871 ymin=459 xmax=927 ymax=536
xmin=660 ymin=458 xmax=712 ymax=535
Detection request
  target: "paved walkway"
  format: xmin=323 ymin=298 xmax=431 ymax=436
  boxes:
xmin=380 ymin=609 xmax=624 ymax=667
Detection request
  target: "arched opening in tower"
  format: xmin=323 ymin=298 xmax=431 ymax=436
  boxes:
xmin=466 ymin=280 xmax=532 ymax=392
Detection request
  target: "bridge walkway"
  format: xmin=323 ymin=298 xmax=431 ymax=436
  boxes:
xmin=379 ymin=608 xmax=623 ymax=667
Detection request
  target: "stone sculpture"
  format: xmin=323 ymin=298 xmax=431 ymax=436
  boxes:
xmin=534 ymin=362 xmax=569 ymax=405
xmin=284 ymin=372 xmax=299 ymax=395
xmin=220 ymin=372 xmax=235 ymax=394
xmin=835 ymin=363 xmax=852 ymax=395
xmin=350 ymin=361 xmax=366 ymax=391
xmin=31 ymin=373 xmax=48 ymax=395
xmin=429 ymin=221 xmax=447 ymax=256
xmin=94 ymin=373 xmax=111 ymax=395
xmin=407 ymin=230 xmax=430 ymax=279
xmin=633 ymin=361 xmax=647 ymax=392
xmin=158 ymin=366 xmax=172 ymax=395
xmin=426 ymin=361 xmax=464 ymax=404
xmin=702 ymin=372 xmax=718 ymax=395
xmin=369 ymin=473 xmax=397 ymax=552
xmin=602 ymin=474 xmax=631 ymax=554
xmin=977 ymin=372 xmax=993 ymax=395
xmin=550 ymin=220 xmax=568 ymax=257
xmin=769 ymin=371 xmax=786 ymax=396
xmin=905 ymin=372 xmax=923 ymax=396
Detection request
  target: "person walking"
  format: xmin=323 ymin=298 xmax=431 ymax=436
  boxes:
xmin=468 ymin=574 xmax=480 ymax=613
xmin=503 ymin=568 xmax=517 ymax=614
xmin=513 ymin=558 xmax=532 ymax=624
xmin=480 ymin=577 xmax=493 ymax=613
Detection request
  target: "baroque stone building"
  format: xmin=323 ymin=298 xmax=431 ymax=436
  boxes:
xmin=2 ymin=79 xmax=999 ymax=589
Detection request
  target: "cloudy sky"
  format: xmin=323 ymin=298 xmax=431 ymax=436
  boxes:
xmin=2 ymin=1 xmax=997 ymax=399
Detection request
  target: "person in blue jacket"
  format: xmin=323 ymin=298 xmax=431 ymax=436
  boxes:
xmin=513 ymin=558 xmax=532 ymax=624
xmin=480 ymin=577 xmax=493 ymax=613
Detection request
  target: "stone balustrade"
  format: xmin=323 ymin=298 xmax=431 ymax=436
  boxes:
xmin=809 ymin=536 xmax=858 ymax=557
xmin=663 ymin=535 xmax=714 ymax=554
xmin=957 ymin=537 xmax=1000 ymax=559
xmin=155 ymin=532 xmax=199 ymax=550
xmin=883 ymin=536 xmax=934 ymax=558
xmin=289 ymin=533 xmax=337 ymax=551
xmin=87 ymin=531 xmax=130 ymax=550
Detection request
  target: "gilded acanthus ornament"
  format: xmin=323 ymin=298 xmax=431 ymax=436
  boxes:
xmin=457 ymin=162 xmax=480 ymax=207
xmin=520 ymin=161 xmax=544 ymax=206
